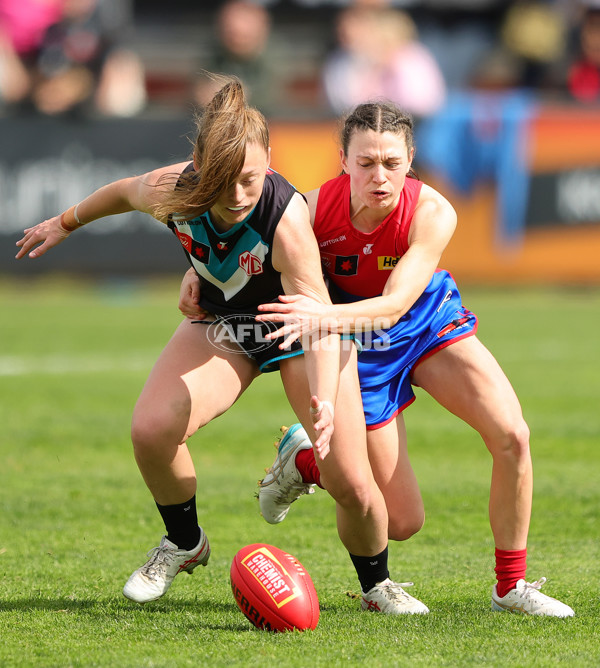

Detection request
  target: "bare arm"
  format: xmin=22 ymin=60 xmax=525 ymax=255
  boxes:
xmin=272 ymin=192 xmax=340 ymax=458
xmin=332 ymin=184 xmax=457 ymax=330
xmin=258 ymin=184 xmax=457 ymax=338
xmin=15 ymin=161 xmax=189 ymax=260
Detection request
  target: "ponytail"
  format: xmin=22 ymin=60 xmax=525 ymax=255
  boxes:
xmin=155 ymin=77 xmax=269 ymax=221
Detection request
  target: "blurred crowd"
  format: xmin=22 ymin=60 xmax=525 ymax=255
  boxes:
xmin=0 ymin=0 xmax=145 ymax=117
xmin=1 ymin=0 xmax=599 ymax=119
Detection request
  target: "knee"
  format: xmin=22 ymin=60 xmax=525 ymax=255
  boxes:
xmin=490 ymin=418 xmax=531 ymax=465
xmin=388 ymin=510 xmax=425 ymax=542
xmin=131 ymin=404 xmax=188 ymax=458
xmin=326 ymin=474 xmax=375 ymax=514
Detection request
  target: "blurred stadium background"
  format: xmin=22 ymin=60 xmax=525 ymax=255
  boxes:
xmin=1 ymin=0 xmax=599 ymax=284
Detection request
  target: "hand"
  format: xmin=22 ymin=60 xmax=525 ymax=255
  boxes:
xmin=309 ymin=395 xmax=335 ymax=460
xmin=256 ymin=294 xmax=337 ymax=349
xmin=15 ymin=215 xmax=72 ymax=259
xmin=179 ymin=268 xmax=209 ymax=319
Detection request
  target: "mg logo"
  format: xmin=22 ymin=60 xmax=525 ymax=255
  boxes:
xmin=239 ymin=251 xmax=264 ymax=276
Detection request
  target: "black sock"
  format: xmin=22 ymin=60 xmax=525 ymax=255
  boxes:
xmin=349 ymin=546 xmax=390 ymax=593
xmin=155 ymin=496 xmax=201 ymax=551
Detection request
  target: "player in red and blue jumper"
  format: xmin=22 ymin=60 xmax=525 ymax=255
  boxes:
xmin=179 ymin=100 xmax=573 ymax=616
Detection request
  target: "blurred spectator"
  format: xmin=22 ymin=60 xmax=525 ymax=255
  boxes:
xmin=0 ymin=0 xmax=146 ymax=117
xmin=498 ymin=0 xmax=568 ymax=89
xmin=322 ymin=6 xmax=446 ymax=119
xmin=568 ymin=6 xmax=600 ymax=103
xmin=194 ymin=0 xmax=277 ymax=115
xmin=0 ymin=0 xmax=62 ymax=108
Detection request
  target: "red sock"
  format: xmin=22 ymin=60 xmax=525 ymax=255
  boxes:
xmin=494 ymin=548 xmax=527 ymax=598
xmin=295 ymin=448 xmax=323 ymax=488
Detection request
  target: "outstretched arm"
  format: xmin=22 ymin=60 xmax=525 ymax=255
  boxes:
xmin=258 ymin=184 xmax=457 ymax=341
xmin=272 ymin=192 xmax=340 ymax=459
xmin=15 ymin=161 xmax=189 ymax=260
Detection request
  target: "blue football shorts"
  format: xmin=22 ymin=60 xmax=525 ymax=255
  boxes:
xmin=356 ymin=270 xmax=478 ymax=429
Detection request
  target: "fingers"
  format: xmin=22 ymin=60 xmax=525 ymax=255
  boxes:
xmin=313 ymin=432 xmax=331 ymax=460
xmin=310 ymin=396 xmax=335 ymax=460
xmin=277 ymin=332 xmax=301 ymax=350
xmin=256 ymin=313 xmax=287 ymax=324
xmin=190 ymin=282 xmax=201 ymax=306
xmin=256 ymin=307 xmax=290 ymax=321
xmin=15 ymin=236 xmax=47 ymax=259
xmin=15 ymin=220 xmax=69 ymax=259
xmin=256 ymin=294 xmax=300 ymax=316
xmin=260 ymin=323 xmax=302 ymax=346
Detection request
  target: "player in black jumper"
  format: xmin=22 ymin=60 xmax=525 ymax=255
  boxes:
xmin=16 ymin=80 xmax=410 ymax=613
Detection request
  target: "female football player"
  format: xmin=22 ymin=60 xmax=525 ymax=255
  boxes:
xmin=15 ymin=82 xmax=419 ymax=615
xmin=179 ymin=100 xmax=574 ymax=617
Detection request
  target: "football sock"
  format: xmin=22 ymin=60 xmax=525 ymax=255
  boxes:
xmin=494 ymin=547 xmax=527 ymax=598
xmin=295 ymin=448 xmax=323 ymax=488
xmin=156 ymin=496 xmax=201 ymax=551
xmin=350 ymin=546 xmax=390 ymax=593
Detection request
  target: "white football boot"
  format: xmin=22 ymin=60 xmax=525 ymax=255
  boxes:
xmin=258 ymin=424 xmax=315 ymax=524
xmin=491 ymin=578 xmax=574 ymax=617
xmin=361 ymin=579 xmax=430 ymax=615
xmin=123 ymin=530 xmax=210 ymax=603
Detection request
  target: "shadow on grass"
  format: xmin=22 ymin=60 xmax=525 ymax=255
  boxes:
xmin=0 ymin=597 xmax=254 ymax=631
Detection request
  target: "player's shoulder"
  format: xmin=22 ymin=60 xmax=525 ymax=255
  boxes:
xmin=144 ymin=161 xmax=192 ymax=187
xmin=304 ymin=187 xmax=321 ymax=222
xmin=417 ymin=182 xmax=455 ymax=217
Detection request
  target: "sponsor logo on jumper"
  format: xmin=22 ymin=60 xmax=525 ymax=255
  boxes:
xmin=377 ymin=256 xmax=401 ymax=270
xmin=319 ymin=234 xmax=346 ymax=248
xmin=239 ymin=251 xmax=263 ymax=276
xmin=217 ymin=241 xmax=228 ymax=250
xmin=363 ymin=243 xmax=374 ymax=255
xmin=241 ymin=547 xmax=300 ymax=608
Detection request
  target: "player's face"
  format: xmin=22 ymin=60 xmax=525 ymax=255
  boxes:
xmin=341 ymin=129 xmax=414 ymax=215
xmin=211 ymin=142 xmax=270 ymax=228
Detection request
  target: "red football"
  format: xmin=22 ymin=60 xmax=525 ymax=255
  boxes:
xmin=230 ymin=543 xmax=319 ymax=632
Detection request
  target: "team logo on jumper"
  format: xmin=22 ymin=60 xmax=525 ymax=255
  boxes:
xmin=239 ymin=251 xmax=264 ymax=276
xmin=363 ymin=243 xmax=374 ymax=255
xmin=333 ymin=255 xmax=359 ymax=276
xmin=377 ymin=256 xmax=401 ymax=270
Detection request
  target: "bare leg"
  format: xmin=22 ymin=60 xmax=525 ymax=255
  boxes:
xmin=412 ymin=336 xmax=532 ymax=550
xmin=131 ymin=319 xmax=259 ymax=505
xmin=280 ymin=345 xmax=389 ymax=557
xmin=367 ymin=416 xmax=425 ymax=542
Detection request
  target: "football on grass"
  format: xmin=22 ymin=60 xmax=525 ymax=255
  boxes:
xmin=230 ymin=543 xmax=319 ymax=632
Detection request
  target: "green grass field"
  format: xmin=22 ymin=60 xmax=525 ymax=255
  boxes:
xmin=1 ymin=278 xmax=599 ymax=667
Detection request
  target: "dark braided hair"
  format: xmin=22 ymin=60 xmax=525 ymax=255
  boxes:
xmin=340 ymin=102 xmax=417 ymax=178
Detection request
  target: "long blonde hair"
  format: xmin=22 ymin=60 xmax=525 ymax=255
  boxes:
xmin=155 ymin=78 xmax=269 ymax=221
